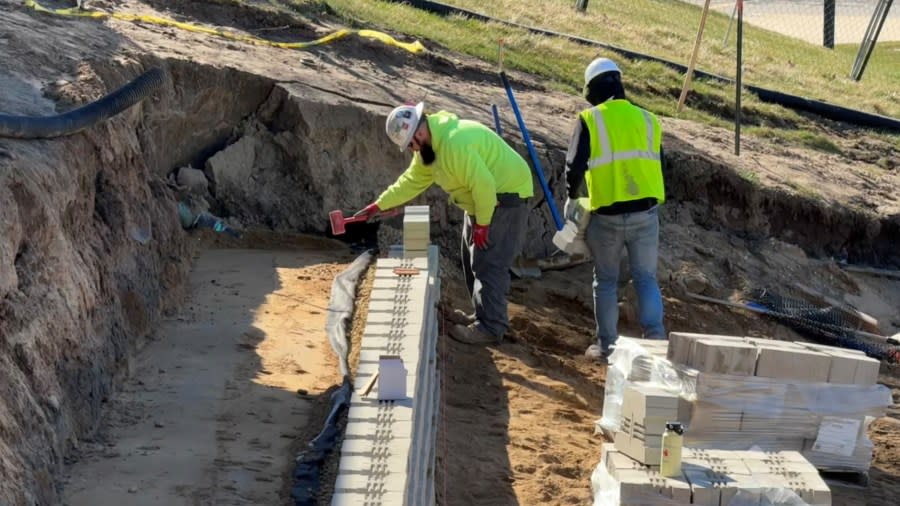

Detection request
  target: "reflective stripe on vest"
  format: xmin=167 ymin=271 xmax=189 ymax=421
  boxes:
xmin=586 ymin=109 xmax=660 ymax=168
xmin=580 ymin=102 xmax=665 ymax=209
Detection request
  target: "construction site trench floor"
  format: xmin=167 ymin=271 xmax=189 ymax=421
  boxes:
xmin=61 ymin=246 xmax=350 ymax=505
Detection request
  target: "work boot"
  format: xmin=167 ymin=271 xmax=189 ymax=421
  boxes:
xmin=447 ymin=309 xmax=476 ymax=326
xmin=584 ymin=344 xmax=607 ymax=363
xmin=449 ymin=323 xmax=500 ymax=345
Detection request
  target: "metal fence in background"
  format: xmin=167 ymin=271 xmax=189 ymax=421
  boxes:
xmin=678 ymin=0 xmax=898 ymax=82
xmin=679 ymin=0 xmax=899 ymax=46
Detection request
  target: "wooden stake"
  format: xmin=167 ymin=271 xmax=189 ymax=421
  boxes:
xmin=677 ymin=0 xmax=712 ymax=113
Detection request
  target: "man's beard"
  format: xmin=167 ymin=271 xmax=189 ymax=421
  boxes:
xmin=420 ymin=143 xmax=436 ymax=165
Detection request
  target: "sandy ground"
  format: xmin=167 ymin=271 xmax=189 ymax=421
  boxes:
xmin=62 ymin=246 xmax=349 ymax=505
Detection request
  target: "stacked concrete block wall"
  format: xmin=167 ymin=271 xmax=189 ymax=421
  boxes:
xmin=331 ymin=243 xmax=441 ymax=506
xmin=595 ymin=443 xmax=831 ymax=505
xmin=598 ymin=336 xmax=891 ymax=474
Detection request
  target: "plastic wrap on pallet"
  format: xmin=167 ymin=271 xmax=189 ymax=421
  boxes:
xmin=598 ymin=338 xmax=686 ymax=433
xmin=598 ymin=338 xmax=891 ymax=473
xmin=676 ymin=365 xmax=890 ymax=472
xmin=590 ymin=462 xmax=815 ymax=506
xmin=590 ymin=464 xmax=684 ymax=506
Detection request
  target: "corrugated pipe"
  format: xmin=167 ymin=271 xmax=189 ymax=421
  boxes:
xmin=391 ymin=0 xmax=900 ymax=133
xmin=0 ymin=67 xmax=165 ymax=139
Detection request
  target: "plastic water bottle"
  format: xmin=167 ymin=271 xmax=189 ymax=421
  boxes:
xmin=660 ymin=421 xmax=684 ymax=477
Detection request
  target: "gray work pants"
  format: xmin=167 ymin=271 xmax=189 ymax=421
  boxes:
xmin=460 ymin=196 xmax=529 ymax=338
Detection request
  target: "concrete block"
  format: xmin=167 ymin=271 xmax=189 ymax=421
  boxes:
xmin=824 ymin=351 xmax=859 ymax=384
xmin=614 ymin=430 xmax=632 ymax=455
xmin=684 ymin=458 xmax=751 ymax=477
xmin=608 ymin=451 xmax=645 ymax=473
xmin=747 ymin=338 xmax=805 ymax=350
xmin=667 ymin=332 xmax=745 ymax=365
xmin=338 ymin=437 xmax=375 ymax=456
xmin=633 ymin=415 xmax=669 ymax=435
xmin=684 ymin=469 xmax=721 ymax=506
xmin=741 ymin=449 xmax=809 ymax=463
xmin=689 ymin=402 xmax=742 ymax=433
xmin=667 ymin=332 xmax=701 ymax=365
xmin=677 ymin=397 xmax=693 ymax=424
xmin=796 ymin=341 xmax=865 ymax=356
xmin=624 ymin=383 xmax=679 ymax=420
xmin=853 ymin=355 xmax=881 ymax=385
xmin=661 ymin=475 xmax=692 ymax=503
xmin=376 ymin=257 xmax=429 ymax=270
xmin=755 ymin=346 xmax=831 ymax=382
xmin=620 ymin=439 xmax=662 ymax=466
xmin=690 ymin=339 xmax=758 ymax=376
xmin=743 ymin=459 xmax=790 ymax=475
xmin=630 ymin=434 xmax=662 ymax=448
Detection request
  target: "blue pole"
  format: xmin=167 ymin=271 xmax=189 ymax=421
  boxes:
xmin=499 ymin=72 xmax=564 ymax=231
xmin=490 ymin=103 xmax=503 ymax=135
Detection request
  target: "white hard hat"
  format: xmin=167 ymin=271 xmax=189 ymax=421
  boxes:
xmin=584 ymin=58 xmax=621 ymax=86
xmin=385 ymin=102 xmax=425 ymax=151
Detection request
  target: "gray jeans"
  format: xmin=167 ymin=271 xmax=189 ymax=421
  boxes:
xmin=460 ymin=196 xmax=529 ymax=337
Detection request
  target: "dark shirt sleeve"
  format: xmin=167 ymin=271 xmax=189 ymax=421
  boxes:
xmin=660 ymin=145 xmax=666 ymax=175
xmin=564 ymin=117 xmax=591 ymax=199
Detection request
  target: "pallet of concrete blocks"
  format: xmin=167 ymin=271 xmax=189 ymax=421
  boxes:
xmin=597 ymin=338 xmax=686 ymax=438
xmin=592 ymin=443 xmax=831 ymax=505
xmin=403 ymin=205 xmax=430 ymax=258
xmin=666 ymin=333 xmax=892 ymax=474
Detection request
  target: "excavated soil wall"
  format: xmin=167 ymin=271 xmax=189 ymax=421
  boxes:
xmin=0 ymin=53 xmax=896 ymax=504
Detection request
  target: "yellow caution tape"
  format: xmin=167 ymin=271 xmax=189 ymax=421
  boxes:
xmin=23 ymin=0 xmax=426 ymax=54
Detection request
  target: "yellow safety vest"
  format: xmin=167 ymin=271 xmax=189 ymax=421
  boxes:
xmin=579 ymin=100 xmax=665 ymax=210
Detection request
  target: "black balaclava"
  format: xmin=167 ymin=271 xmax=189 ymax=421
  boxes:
xmin=583 ymin=72 xmax=626 ymax=106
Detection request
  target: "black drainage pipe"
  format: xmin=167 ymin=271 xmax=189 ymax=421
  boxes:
xmin=392 ymin=0 xmax=900 ymax=133
xmin=0 ymin=67 xmax=166 ymax=139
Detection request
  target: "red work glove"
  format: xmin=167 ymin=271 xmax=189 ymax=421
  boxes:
xmin=473 ymin=223 xmax=490 ymax=250
xmin=353 ymin=203 xmax=380 ymax=220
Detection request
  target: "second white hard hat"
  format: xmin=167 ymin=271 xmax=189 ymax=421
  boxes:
xmin=584 ymin=58 xmax=621 ymax=86
xmin=385 ymin=102 xmax=425 ymax=151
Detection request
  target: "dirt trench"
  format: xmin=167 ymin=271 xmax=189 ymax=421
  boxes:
xmin=1 ymin=1 xmax=899 ymax=504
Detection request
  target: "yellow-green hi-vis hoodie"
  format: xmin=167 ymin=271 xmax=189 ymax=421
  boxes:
xmin=375 ymin=111 xmax=534 ymax=226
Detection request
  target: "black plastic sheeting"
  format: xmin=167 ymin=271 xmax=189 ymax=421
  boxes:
xmin=390 ymin=0 xmax=900 ymax=133
xmin=291 ymin=377 xmax=352 ymax=505
xmin=291 ymin=251 xmax=374 ymax=505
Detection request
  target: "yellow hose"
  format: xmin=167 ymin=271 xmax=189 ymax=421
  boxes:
xmin=23 ymin=0 xmax=426 ymax=54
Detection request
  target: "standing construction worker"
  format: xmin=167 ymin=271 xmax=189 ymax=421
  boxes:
xmin=564 ymin=58 xmax=667 ymax=360
xmin=354 ymin=102 xmax=534 ymax=345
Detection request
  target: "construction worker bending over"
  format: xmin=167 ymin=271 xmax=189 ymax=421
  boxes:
xmin=564 ymin=58 xmax=667 ymax=360
xmin=355 ymin=103 xmax=534 ymax=345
